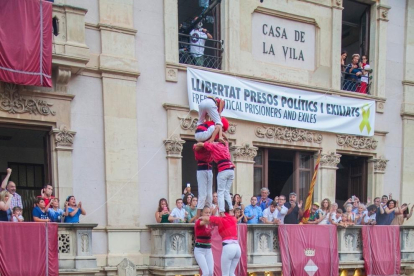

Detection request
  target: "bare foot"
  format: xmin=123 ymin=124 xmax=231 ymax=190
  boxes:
xmin=218 ymin=138 xmax=226 ymax=145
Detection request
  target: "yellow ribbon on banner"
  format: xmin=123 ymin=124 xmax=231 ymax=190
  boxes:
xmin=359 ymin=104 xmax=371 ymax=134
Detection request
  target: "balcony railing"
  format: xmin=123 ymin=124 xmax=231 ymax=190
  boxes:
xmin=147 ymin=223 xmax=414 ymax=275
xmin=341 ymin=65 xmax=373 ymax=95
xmin=179 ymin=33 xmax=224 ymax=70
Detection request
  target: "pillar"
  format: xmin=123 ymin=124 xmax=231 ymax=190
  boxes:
xmin=230 ymin=144 xmax=258 ymax=198
xmin=331 ymin=0 xmax=343 ymax=89
xmin=315 ymin=151 xmax=341 ymax=203
xmin=367 ymin=157 xmax=388 ymax=201
xmin=164 ymin=137 xmax=185 ymax=205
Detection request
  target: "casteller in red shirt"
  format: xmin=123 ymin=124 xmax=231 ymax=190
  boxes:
xmin=202 ymin=141 xmax=235 ymax=172
xmin=209 ymin=213 xmax=238 ymax=241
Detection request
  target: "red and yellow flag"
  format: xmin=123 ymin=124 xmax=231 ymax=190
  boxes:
xmin=301 ymin=152 xmax=321 ymax=224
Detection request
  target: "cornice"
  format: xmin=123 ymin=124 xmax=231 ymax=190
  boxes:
xmin=254 ymin=7 xmax=319 ymax=27
xmin=85 ymin=22 xmax=138 ymax=35
xmin=166 ymin=62 xmax=386 ymax=104
xmin=163 ymin=103 xmax=190 ymax=112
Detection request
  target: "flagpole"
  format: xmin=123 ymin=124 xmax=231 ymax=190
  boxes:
xmin=301 ymin=150 xmax=321 ymax=224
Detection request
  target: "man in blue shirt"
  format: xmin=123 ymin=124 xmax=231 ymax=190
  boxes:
xmin=256 ymin=187 xmax=273 ymax=211
xmin=244 ymin=196 xmax=263 ymax=224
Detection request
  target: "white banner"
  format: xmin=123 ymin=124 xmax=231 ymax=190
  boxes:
xmin=187 ymin=68 xmax=375 ymax=136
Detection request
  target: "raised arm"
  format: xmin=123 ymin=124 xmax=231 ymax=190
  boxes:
xmin=1 ymin=168 xmax=11 ymax=191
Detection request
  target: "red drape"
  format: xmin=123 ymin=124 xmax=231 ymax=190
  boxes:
xmin=0 ymin=0 xmax=52 ymax=87
xmin=362 ymin=226 xmax=400 ymax=276
xmin=0 ymin=222 xmax=59 ymax=276
xmin=278 ymin=225 xmax=339 ymax=276
xmin=211 ymin=224 xmax=247 ymax=276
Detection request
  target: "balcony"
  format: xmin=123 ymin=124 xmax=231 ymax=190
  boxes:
xmin=341 ymin=66 xmax=373 ymax=95
xmin=147 ymin=224 xmax=414 ymax=276
xmin=178 ymin=33 xmax=224 ymax=70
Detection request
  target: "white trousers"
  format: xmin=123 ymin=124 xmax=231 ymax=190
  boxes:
xmin=198 ymin=98 xmax=222 ymax=125
xmin=197 ymin=170 xmax=213 ymax=209
xmin=194 ymin=247 xmax=214 ymax=276
xmin=195 ymin=125 xmax=215 ymax=142
xmin=217 ymin=169 xmax=234 ymax=212
xmin=221 ymin=243 xmax=241 ymax=276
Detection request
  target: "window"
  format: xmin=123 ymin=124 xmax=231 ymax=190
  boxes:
xmin=178 ymin=0 xmax=223 ymax=69
xmin=253 ymin=148 xmax=314 ymax=203
xmin=341 ymin=0 xmax=372 ymax=94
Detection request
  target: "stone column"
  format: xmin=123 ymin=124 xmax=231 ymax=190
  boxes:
xmin=315 ymin=152 xmax=341 ymax=203
xmin=331 ymin=0 xmax=343 ymax=90
xmin=164 ymin=137 xmax=185 ymax=205
xmin=230 ymin=144 xmax=258 ymax=198
xmin=367 ymin=157 xmax=388 ymax=201
xmin=401 ymin=0 xmax=414 ymax=226
xmin=99 ymin=0 xmax=140 ymax=266
xmin=51 ymin=125 xmax=76 ymax=200
xmin=373 ymin=3 xmax=391 ymax=97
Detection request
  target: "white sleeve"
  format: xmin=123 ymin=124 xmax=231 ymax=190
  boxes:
xmin=280 ymin=206 xmax=288 ymax=215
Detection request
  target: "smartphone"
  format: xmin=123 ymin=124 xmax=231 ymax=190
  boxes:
xmin=163 ymin=207 xmax=168 ymax=211
xmin=187 ymin=183 xmax=190 ymax=188
xmin=351 ymin=195 xmax=355 ymax=202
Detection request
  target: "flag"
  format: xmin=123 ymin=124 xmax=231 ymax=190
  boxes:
xmin=301 ymin=152 xmax=321 ymax=224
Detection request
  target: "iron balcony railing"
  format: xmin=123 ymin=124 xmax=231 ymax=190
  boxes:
xmin=341 ymin=65 xmax=373 ymax=95
xmin=179 ymin=33 xmax=224 ymax=70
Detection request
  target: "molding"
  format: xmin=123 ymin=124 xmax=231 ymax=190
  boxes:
xmin=254 ymin=7 xmax=319 ymax=27
xmin=19 ymin=90 xmax=75 ymax=101
xmin=85 ymin=22 xmax=100 ymax=31
xmin=164 ymin=136 xmax=185 ymax=157
xmin=228 ymin=123 xmax=237 ymax=135
xmin=368 ymin=156 xmax=388 ymax=173
xmin=255 ymin=126 xmax=323 ymax=144
xmin=0 ymin=84 xmax=56 ymax=116
xmin=320 ymin=151 xmax=341 ymax=169
xmin=403 ymin=80 xmax=414 ymax=86
xmin=178 ymin=116 xmax=198 ymax=131
xmin=230 ymin=144 xmax=258 ymax=161
xmin=165 ymin=62 xmax=387 ymax=103
xmin=100 ymin=66 xmax=140 ymax=80
xmin=166 ymin=67 xmax=178 ymax=82
xmin=56 ymin=66 xmax=72 ymax=93
xmin=374 ymin=130 xmax=388 ymax=136
xmin=52 ymin=3 xmax=88 ymax=14
xmin=163 ymin=103 xmax=190 ymax=112
xmin=296 ymin=0 xmax=336 ymax=9
xmin=51 ymin=125 xmax=76 ymax=149
xmin=377 ymin=4 xmax=391 ymax=22
xmin=98 ymin=23 xmax=137 ymax=35
xmin=337 ymin=135 xmax=378 ymax=150
xmin=52 ymin=53 xmax=89 ymax=73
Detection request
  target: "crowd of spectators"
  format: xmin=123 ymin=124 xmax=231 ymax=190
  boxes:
xmin=156 ymin=186 xmax=413 ymax=227
xmin=0 ymin=168 xmax=85 ymax=223
xmin=341 ymin=51 xmax=371 ymax=94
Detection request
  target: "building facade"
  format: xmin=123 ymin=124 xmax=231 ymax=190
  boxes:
xmin=1 ymin=0 xmax=414 ymax=275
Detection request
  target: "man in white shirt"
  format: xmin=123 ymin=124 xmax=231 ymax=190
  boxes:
xmin=168 ymin=198 xmax=188 ymax=223
xmin=275 ymin=195 xmax=289 ymax=224
xmin=189 ymin=18 xmax=212 ymax=66
xmin=362 ymin=205 xmax=377 ymax=225
xmin=261 ymin=201 xmax=280 ymax=224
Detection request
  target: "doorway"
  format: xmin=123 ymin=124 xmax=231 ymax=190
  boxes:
xmin=0 ymin=126 xmax=51 ymax=221
xmin=336 ymin=154 xmax=368 ymax=209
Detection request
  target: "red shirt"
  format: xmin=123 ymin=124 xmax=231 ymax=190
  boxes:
xmin=37 ymin=195 xmax=55 ymax=208
xmin=196 ymin=121 xmax=215 ymax=133
xmin=203 ymin=141 xmax=235 ymax=172
xmin=209 ymin=213 xmax=238 ymax=241
xmin=194 ymin=219 xmax=213 ymax=243
xmin=193 ymin=145 xmax=213 ymax=163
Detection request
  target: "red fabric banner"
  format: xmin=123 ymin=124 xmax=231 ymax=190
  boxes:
xmin=278 ymin=225 xmax=339 ymax=276
xmin=0 ymin=0 xmax=52 ymax=87
xmin=362 ymin=226 xmax=401 ymax=276
xmin=211 ymin=224 xmax=247 ymax=276
xmin=0 ymin=222 xmax=59 ymax=276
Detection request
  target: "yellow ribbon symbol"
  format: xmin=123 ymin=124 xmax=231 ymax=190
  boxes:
xmin=359 ymin=104 xmax=371 ymax=134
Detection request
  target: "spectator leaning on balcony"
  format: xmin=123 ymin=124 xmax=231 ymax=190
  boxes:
xmin=232 ymin=194 xmax=245 ymax=211
xmin=356 ymin=55 xmax=370 ymax=94
xmin=169 ymin=198 xmax=188 ymax=223
xmin=306 ymin=202 xmax=320 ymax=224
xmin=391 ymin=201 xmax=410 ymax=225
xmin=32 ymin=198 xmax=50 ymax=222
xmin=284 ymin=192 xmax=303 ymax=224
xmin=48 ymin=198 xmax=64 ymax=223
xmin=275 ymin=195 xmax=288 ymax=224
xmin=378 ymin=199 xmax=396 ymax=225
xmin=37 ymin=184 xmax=55 ymax=208
xmin=1 ymin=168 xmax=23 ymax=215
xmin=343 ymin=54 xmax=362 ymax=92
xmin=186 ymin=196 xmax=198 ymax=223
xmin=155 ymin=198 xmax=171 ymax=223
xmin=244 ymin=196 xmax=262 ymax=224
xmin=256 ymin=187 xmax=273 ymax=211
xmin=376 ymin=194 xmax=391 ymax=225
xmin=189 ymin=17 xmax=212 ymax=66
xmin=64 ymin=196 xmax=86 ymax=223
xmin=361 ymin=205 xmax=377 ymax=225
xmin=261 ymin=201 xmax=280 ymax=224
xmin=0 ymin=190 xmax=12 ymax=221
